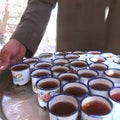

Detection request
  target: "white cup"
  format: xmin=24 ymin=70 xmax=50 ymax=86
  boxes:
xmin=81 ymin=95 xmax=113 ymax=120
xmin=104 ymin=68 xmax=120 ymax=86
xmin=88 ymin=77 xmax=114 ymax=98
xmin=64 ymin=53 xmax=80 ymax=61
xmin=88 ymin=62 xmax=108 ymax=77
xmin=31 ymin=68 xmax=52 ymax=93
xmin=51 ymin=65 xmax=70 ymax=78
xmin=77 ymin=68 xmax=99 ymax=85
xmin=36 ymin=77 xmax=61 ymax=108
xmin=23 ymin=57 xmax=39 ymax=70
xmin=47 ymin=94 xmax=80 ymax=120
xmin=70 ymin=60 xmax=88 ymax=72
xmin=108 ymin=87 xmax=120 ymax=120
xmin=10 ymin=62 xmax=30 ymax=86
xmin=57 ymin=72 xmax=80 ymax=85
xmin=34 ymin=61 xmax=52 ymax=69
xmin=62 ymin=82 xmax=89 ymax=101
xmin=39 ymin=53 xmax=53 ymax=62
xmin=52 ymin=58 xmax=69 ymax=66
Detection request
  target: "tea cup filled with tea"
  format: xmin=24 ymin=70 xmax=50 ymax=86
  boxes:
xmin=104 ymin=68 xmax=120 ymax=86
xmin=47 ymin=94 xmax=80 ymax=120
xmin=77 ymin=68 xmax=99 ymax=85
xmin=34 ymin=61 xmax=53 ymax=69
xmin=23 ymin=57 xmax=39 ymax=70
xmin=57 ymin=72 xmax=80 ymax=85
xmin=70 ymin=60 xmax=88 ymax=72
xmin=88 ymin=77 xmax=114 ymax=98
xmin=31 ymin=68 xmax=52 ymax=93
xmin=64 ymin=53 xmax=80 ymax=61
xmin=89 ymin=56 xmax=106 ymax=64
xmin=62 ymin=82 xmax=89 ymax=101
xmin=36 ymin=77 xmax=61 ymax=108
xmin=10 ymin=62 xmax=30 ymax=86
xmin=81 ymin=95 xmax=113 ymax=120
xmin=39 ymin=52 xmax=53 ymax=62
xmin=52 ymin=58 xmax=69 ymax=66
xmin=108 ymin=87 xmax=120 ymax=120
xmin=51 ymin=65 xmax=70 ymax=78
xmin=88 ymin=62 xmax=108 ymax=77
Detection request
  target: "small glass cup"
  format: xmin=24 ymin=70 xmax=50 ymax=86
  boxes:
xmin=47 ymin=94 xmax=80 ymax=120
xmin=108 ymin=87 xmax=120 ymax=120
xmin=88 ymin=77 xmax=114 ymax=98
xmin=10 ymin=62 xmax=30 ymax=86
xmin=81 ymin=95 xmax=113 ymax=120
xmin=36 ymin=77 xmax=61 ymax=108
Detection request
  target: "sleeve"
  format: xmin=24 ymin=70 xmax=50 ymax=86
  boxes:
xmin=10 ymin=0 xmax=57 ymax=58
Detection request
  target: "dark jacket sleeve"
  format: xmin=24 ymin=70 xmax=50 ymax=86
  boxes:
xmin=10 ymin=0 xmax=57 ymax=58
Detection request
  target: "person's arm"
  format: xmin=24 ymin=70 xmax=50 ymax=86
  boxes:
xmin=11 ymin=0 xmax=57 ymax=57
xmin=0 ymin=0 xmax=57 ymax=71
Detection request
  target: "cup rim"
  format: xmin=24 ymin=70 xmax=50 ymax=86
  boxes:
xmin=104 ymin=68 xmax=120 ymax=78
xmin=80 ymin=95 xmax=113 ymax=117
xmin=87 ymin=77 xmax=114 ymax=91
xmin=62 ymin=81 xmax=90 ymax=97
xmin=10 ymin=62 xmax=30 ymax=71
xmin=77 ymin=68 xmax=99 ymax=78
xmin=31 ymin=68 xmax=52 ymax=78
xmin=36 ymin=76 xmax=61 ymax=91
xmin=88 ymin=62 xmax=108 ymax=71
xmin=57 ymin=72 xmax=80 ymax=82
xmin=47 ymin=93 xmax=80 ymax=117
xmin=108 ymin=86 xmax=120 ymax=103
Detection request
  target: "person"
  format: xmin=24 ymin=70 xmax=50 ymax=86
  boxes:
xmin=0 ymin=0 xmax=120 ymax=71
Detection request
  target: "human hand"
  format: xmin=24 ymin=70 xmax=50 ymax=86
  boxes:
xmin=0 ymin=39 xmax=26 ymax=71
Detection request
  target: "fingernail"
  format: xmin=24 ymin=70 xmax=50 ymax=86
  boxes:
xmin=0 ymin=65 xmax=5 ymax=70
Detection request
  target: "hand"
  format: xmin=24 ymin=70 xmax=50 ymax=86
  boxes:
xmin=0 ymin=39 xmax=26 ymax=71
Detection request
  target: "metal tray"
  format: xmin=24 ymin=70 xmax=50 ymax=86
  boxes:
xmin=0 ymin=70 xmax=49 ymax=120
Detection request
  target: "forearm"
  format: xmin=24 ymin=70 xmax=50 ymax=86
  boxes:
xmin=10 ymin=0 xmax=57 ymax=57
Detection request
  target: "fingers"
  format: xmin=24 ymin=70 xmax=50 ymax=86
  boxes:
xmin=0 ymin=50 xmax=10 ymax=71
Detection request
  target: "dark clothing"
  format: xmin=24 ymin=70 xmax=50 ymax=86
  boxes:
xmin=11 ymin=0 xmax=120 ymax=57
